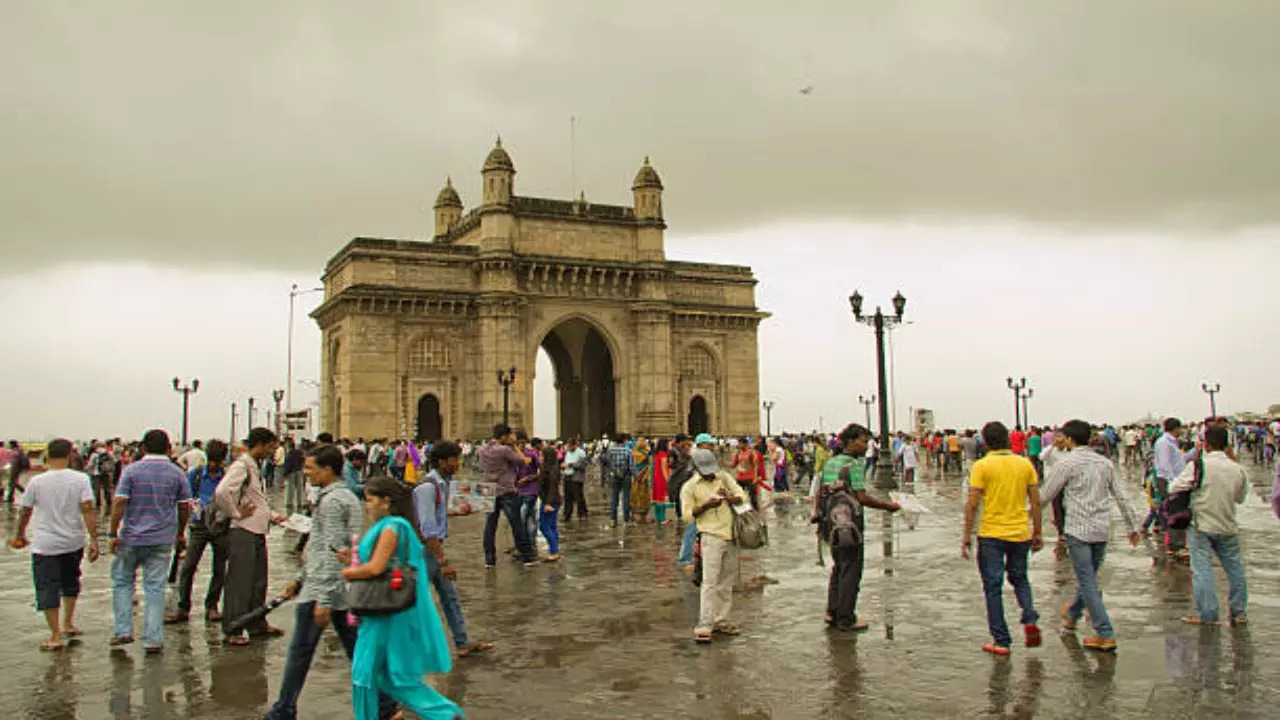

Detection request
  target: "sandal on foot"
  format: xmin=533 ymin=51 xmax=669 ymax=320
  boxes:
xmin=1180 ymin=616 xmax=1222 ymax=626
xmin=694 ymin=631 xmax=713 ymax=644
xmin=457 ymin=641 xmax=494 ymax=657
xmin=62 ymin=627 xmax=84 ymax=638
xmin=108 ymin=635 xmax=134 ymax=646
xmin=1231 ymin=616 xmax=1248 ymax=627
xmin=1060 ymin=603 xmax=1077 ymax=631
xmin=982 ymin=643 xmax=1012 ymax=656
xmin=712 ymin=623 xmax=741 ymax=636
xmin=205 ymin=610 xmax=223 ymax=622
xmin=163 ymin=612 xmax=189 ymax=625
xmin=225 ymin=634 xmax=251 ymax=646
xmin=40 ymin=639 xmax=65 ymax=652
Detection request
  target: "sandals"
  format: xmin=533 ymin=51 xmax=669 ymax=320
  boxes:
xmin=712 ymin=623 xmax=741 ymax=636
xmin=694 ymin=630 xmax=713 ymax=644
xmin=225 ymin=634 xmax=251 ymax=646
xmin=1180 ymin=616 xmax=1223 ymax=626
xmin=63 ymin=627 xmax=83 ymax=638
xmin=108 ymin=635 xmax=134 ymax=647
xmin=457 ymin=641 xmax=494 ymax=658
xmin=40 ymin=639 xmax=65 ymax=652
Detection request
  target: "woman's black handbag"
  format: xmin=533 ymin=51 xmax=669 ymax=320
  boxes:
xmin=1163 ymin=457 xmax=1204 ymax=531
xmin=346 ymin=561 xmax=418 ymax=616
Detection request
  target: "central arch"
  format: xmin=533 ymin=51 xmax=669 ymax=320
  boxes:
xmin=535 ymin=316 xmax=618 ymax=440
xmin=416 ymin=394 xmax=442 ymax=442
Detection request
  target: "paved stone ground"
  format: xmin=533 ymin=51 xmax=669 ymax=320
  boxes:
xmin=1 ymin=460 xmax=1277 ymax=719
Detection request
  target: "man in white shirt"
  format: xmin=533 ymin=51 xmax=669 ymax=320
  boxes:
xmin=1172 ymin=426 xmax=1250 ymax=627
xmin=178 ymin=440 xmax=208 ymax=473
xmin=898 ymin=436 xmax=919 ymax=485
xmin=9 ymin=438 xmax=99 ymax=650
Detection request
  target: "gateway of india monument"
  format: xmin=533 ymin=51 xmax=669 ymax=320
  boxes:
xmin=312 ymin=139 xmax=767 ymax=442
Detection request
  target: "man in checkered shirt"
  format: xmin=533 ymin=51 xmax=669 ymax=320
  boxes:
xmin=604 ymin=434 xmax=636 ymax=526
xmin=1039 ymin=419 xmax=1142 ymax=654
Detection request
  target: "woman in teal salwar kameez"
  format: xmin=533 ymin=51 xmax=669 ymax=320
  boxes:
xmin=342 ymin=478 xmax=462 ymax=720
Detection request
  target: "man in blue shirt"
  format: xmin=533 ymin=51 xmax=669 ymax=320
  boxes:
xmin=167 ymin=439 xmax=229 ymax=624
xmin=413 ymin=441 xmax=492 ymax=658
xmin=1154 ymin=417 xmax=1196 ymax=556
xmin=109 ymin=429 xmax=191 ymax=653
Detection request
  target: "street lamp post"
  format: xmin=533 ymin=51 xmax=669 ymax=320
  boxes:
xmin=762 ymin=400 xmax=776 ymax=436
xmin=248 ymin=396 xmax=256 ymax=430
xmin=172 ymin=378 xmax=199 ymax=447
xmin=229 ymin=402 xmax=238 ymax=446
xmin=497 ymin=367 xmax=517 ymax=427
xmin=1006 ymin=377 xmax=1027 ymax=429
xmin=850 ymin=289 xmax=907 ymax=640
xmin=1202 ymin=382 xmax=1220 ymax=417
xmin=1020 ymin=387 xmax=1034 ymax=429
xmin=272 ymin=389 xmax=285 ymax=437
xmin=858 ymin=394 xmax=876 ymax=431
xmin=287 ymin=284 xmax=325 ymax=414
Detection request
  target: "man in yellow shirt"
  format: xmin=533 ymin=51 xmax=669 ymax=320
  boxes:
xmin=962 ymin=421 xmax=1044 ymax=656
xmin=681 ymin=448 xmax=746 ymax=644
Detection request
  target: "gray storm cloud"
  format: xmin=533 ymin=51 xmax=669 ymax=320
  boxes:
xmin=2 ymin=1 xmax=1277 ymax=268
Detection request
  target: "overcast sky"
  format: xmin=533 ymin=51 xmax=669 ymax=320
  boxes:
xmin=2 ymin=2 xmax=1278 ymax=441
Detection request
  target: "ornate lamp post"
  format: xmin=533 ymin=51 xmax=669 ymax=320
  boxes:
xmin=849 ymin=289 xmax=907 ymax=640
xmin=1006 ymin=377 xmax=1027 ymax=428
xmin=1198 ymin=381 xmax=1218 ymax=415
xmin=858 ymin=394 xmax=876 ymax=431
xmin=172 ymin=377 xmax=199 ymax=447
xmin=272 ymin=389 xmax=285 ymax=437
xmin=762 ymin=400 xmax=776 ymax=436
xmin=497 ymin=367 xmax=517 ymax=427
xmin=1020 ymin=386 xmax=1034 ymax=428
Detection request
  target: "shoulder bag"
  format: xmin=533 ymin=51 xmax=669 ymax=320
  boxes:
xmin=346 ymin=520 xmax=419 ymax=616
xmin=718 ymin=475 xmax=768 ymax=550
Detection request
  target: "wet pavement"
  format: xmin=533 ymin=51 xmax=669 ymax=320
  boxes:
xmin=2 ymin=460 xmax=1278 ymax=719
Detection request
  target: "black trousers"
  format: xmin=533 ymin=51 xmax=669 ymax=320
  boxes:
xmin=222 ymin=528 xmax=268 ymax=635
xmin=827 ymin=542 xmax=865 ymax=627
xmin=177 ymin=521 xmax=228 ymax=613
xmin=562 ymin=480 xmax=588 ymax=519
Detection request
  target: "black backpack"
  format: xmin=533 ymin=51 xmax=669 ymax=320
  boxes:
xmin=817 ymin=458 xmax=864 ymax=563
xmin=1163 ymin=457 xmax=1204 ymax=531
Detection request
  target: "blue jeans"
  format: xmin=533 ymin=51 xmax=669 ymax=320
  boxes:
xmin=111 ymin=543 xmax=171 ymax=647
xmin=483 ymin=493 xmax=534 ymax=565
xmin=519 ymin=494 xmax=539 ymax=544
xmin=425 ymin=553 xmax=470 ymax=648
xmin=539 ymin=502 xmax=560 ymax=556
xmin=1065 ymin=536 xmax=1113 ymax=638
xmin=609 ymin=476 xmax=632 ymax=523
xmin=976 ymin=537 xmax=1039 ymax=647
xmin=1189 ymin=528 xmax=1248 ymax=622
xmin=268 ymin=601 xmax=395 ymax=720
xmin=678 ymin=522 xmax=697 ymax=565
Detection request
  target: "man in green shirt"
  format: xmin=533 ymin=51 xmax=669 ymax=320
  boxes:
xmin=812 ymin=424 xmax=900 ymax=632
xmin=1027 ymin=428 xmax=1044 ymax=478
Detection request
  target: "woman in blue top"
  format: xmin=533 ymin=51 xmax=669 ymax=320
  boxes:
xmin=341 ymin=477 xmax=461 ymax=720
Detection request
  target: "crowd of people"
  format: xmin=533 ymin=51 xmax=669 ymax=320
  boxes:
xmin=2 ymin=412 xmax=1277 ymax=717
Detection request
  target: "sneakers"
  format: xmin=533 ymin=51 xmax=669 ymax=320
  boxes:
xmin=1082 ymin=636 xmax=1117 ymax=653
xmin=1024 ymin=624 xmax=1042 ymax=648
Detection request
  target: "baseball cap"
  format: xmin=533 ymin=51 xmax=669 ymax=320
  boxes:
xmin=692 ymin=448 xmax=720 ymax=475
xmin=694 ymin=433 xmax=715 ymax=446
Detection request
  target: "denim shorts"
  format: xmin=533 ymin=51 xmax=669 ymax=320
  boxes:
xmin=33 ymin=548 xmax=84 ymax=611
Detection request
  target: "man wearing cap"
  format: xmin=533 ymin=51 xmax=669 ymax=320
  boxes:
xmin=676 ymin=434 xmax=712 ymax=568
xmin=681 ymin=447 xmax=746 ymax=643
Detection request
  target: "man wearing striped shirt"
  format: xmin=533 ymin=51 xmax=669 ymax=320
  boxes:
xmin=1039 ymin=419 xmax=1142 ymax=653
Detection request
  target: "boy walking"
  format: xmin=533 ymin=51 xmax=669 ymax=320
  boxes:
xmin=962 ymin=422 xmax=1043 ymax=656
xmin=10 ymin=438 xmax=99 ymax=650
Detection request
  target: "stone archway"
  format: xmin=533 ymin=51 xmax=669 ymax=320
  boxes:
xmin=416 ymin=394 xmax=443 ymax=442
xmin=688 ymin=395 xmax=709 ymax=436
xmin=313 ymin=140 xmax=766 ymax=440
xmin=537 ymin=316 xmax=616 ymax=440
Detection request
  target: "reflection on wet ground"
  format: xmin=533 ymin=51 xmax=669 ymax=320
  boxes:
xmin=2 ymin=461 xmax=1277 ymax=718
